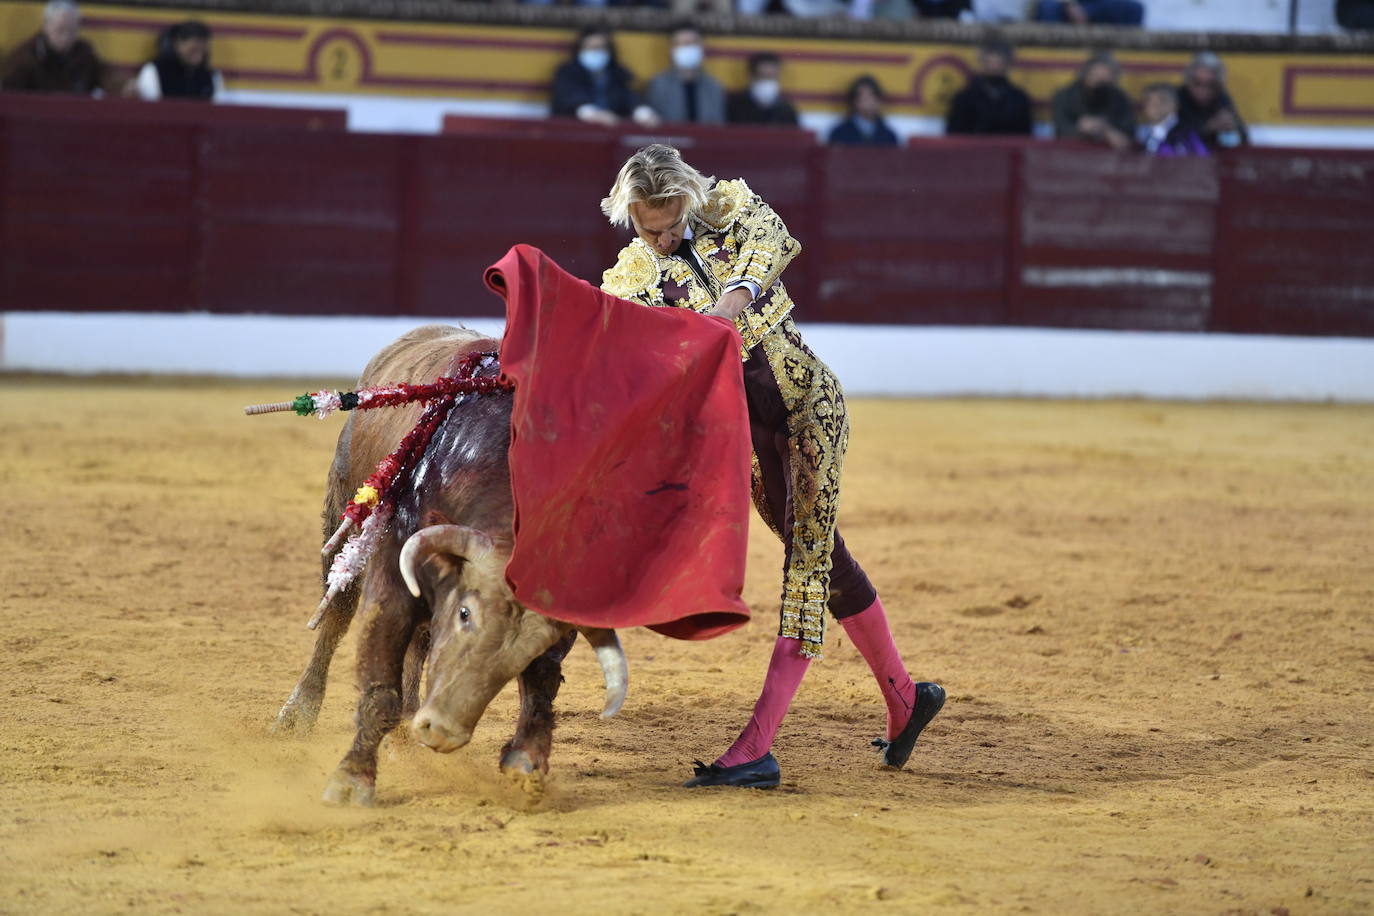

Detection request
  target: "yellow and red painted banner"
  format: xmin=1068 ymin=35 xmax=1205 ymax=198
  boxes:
xmin=3 ymin=0 xmax=1373 ymax=125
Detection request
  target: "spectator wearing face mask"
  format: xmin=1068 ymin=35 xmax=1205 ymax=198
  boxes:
xmin=1136 ymin=83 xmax=1207 ymax=156
xmin=1176 ymin=52 xmax=1248 ymax=151
xmin=945 ymin=38 xmax=1033 ymax=136
xmin=135 ymin=21 xmax=223 ymax=101
xmin=1051 ymin=51 xmax=1135 ymax=151
xmin=726 ymin=53 xmax=798 ymax=127
xmin=551 ymin=26 xmax=659 ymax=128
xmin=828 ymin=75 xmax=900 ymax=146
xmin=645 ymin=24 xmax=726 ymax=125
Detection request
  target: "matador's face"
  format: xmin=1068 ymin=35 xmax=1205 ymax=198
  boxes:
xmin=630 ymin=197 xmax=688 ymax=257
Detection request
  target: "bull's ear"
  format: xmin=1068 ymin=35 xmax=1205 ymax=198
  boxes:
xmin=576 ymin=627 xmax=628 ymax=719
xmin=422 ymin=509 xmax=456 ymax=528
xmin=400 ymin=526 xmax=495 ymax=598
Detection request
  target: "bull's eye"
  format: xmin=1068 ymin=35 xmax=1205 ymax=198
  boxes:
xmin=459 ymin=606 xmax=471 ymax=623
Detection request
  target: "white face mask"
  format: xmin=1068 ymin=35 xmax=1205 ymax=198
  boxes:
xmin=672 ymin=44 xmax=704 ymax=71
xmin=579 ymin=48 xmax=610 ymax=72
xmin=750 ymin=79 xmax=780 ymax=107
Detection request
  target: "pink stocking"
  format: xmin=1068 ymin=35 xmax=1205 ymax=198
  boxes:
xmin=715 ymin=636 xmax=810 ymax=768
xmin=839 ymin=596 xmax=917 ymax=740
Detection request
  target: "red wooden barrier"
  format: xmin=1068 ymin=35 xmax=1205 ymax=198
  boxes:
xmin=2 ymin=118 xmax=198 ymax=312
xmin=1014 ymin=144 xmax=1218 ymax=332
xmin=1210 ymin=147 xmax=1374 ymax=337
xmin=0 ymin=93 xmax=346 ymax=131
xmin=815 ymin=142 xmax=1013 ymax=325
xmin=405 ymin=134 xmax=616 ymax=317
xmin=3 ymin=104 xmax=1372 ymax=338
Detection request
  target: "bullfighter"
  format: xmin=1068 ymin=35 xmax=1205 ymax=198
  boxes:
xmin=599 ymin=144 xmax=946 ymax=788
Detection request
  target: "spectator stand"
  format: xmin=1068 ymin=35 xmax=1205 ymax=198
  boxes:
xmin=3 ymin=0 xmax=1372 ymax=145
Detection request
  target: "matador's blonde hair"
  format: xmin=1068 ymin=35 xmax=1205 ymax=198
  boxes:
xmin=600 ymin=144 xmax=715 ymax=228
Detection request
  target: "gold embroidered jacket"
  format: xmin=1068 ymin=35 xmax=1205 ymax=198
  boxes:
xmin=600 ymin=178 xmax=800 ymax=353
xmin=601 ymin=178 xmax=851 ymax=658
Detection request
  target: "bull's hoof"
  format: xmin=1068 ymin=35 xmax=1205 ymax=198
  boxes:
xmin=321 ymin=769 xmax=375 ymax=807
xmin=499 ymin=749 xmax=546 ymax=803
xmin=271 ymin=686 xmax=322 ymax=735
xmin=271 ymin=701 xmax=319 ymax=735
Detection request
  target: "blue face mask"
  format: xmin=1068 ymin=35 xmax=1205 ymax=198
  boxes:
xmin=672 ymin=44 xmax=704 ymax=71
xmin=1217 ymin=130 xmax=1242 ymax=148
xmin=579 ymin=49 xmax=610 ymax=72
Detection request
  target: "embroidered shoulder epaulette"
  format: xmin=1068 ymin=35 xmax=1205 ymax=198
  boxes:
xmin=698 ymin=178 xmax=754 ymax=232
xmin=601 ymin=242 xmax=659 ymax=300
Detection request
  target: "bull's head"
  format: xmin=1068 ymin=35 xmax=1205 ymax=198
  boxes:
xmin=398 ymin=523 xmax=627 ymax=753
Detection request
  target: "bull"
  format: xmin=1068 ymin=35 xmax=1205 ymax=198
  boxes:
xmin=273 ymin=325 xmax=628 ymax=806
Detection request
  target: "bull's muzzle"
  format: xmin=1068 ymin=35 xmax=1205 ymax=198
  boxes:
xmin=411 ymin=708 xmax=472 ymax=753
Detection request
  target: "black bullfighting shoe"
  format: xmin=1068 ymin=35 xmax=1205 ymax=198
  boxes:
xmin=873 ymin=682 xmax=946 ymax=770
xmin=682 ymin=752 xmax=780 ymax=789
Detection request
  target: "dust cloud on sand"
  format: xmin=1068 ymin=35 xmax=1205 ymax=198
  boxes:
xmin=3 ymin=374 xmax=1372 ymax=914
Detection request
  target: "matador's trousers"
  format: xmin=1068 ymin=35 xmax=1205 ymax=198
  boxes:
xmin=743 ymin=317 xmax=877 ymax=658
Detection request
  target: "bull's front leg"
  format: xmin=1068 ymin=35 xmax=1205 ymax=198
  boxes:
xmin=499 ymin=631 xmax=576 ymax=798
xmin=322 ymin=588 xmax=420 ymax=807
xmin=273 ymin=580 xmax=361 ymax=733
xmin=400 ymin=621 xmax=431 ymax=720
xmin=275 ymin=440 xmax=363 ymax=735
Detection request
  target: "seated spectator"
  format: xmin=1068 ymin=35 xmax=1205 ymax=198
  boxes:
xmin=671 ymin=0 xmax=731 ymax=14
xmin=550 ymin=26 xmax=658 ymax=128
xmin=644 ymin=23 xmax=726 ymax=124
xmin=1051 ymin=51 xmax=1134 ymax=150
xmin=1136 ymin=83 xmax=1207 ymax=156
xmin=914 ymin=0 xmax=971 ymax=16
xmin=0 ymin=0 xmax=123 ymax=94
xmin=738 ymin=0 xmax=847 ymax=18
xmin=1176 ymin=52 xmax=1248 ymax=150
xmin=1337 ymin=0 xmax=1374 ymax=28
xmin=726 ymin=52 xmax=798 ymax=127
xmin=945 ymin=38 xmax=1033 ymax=136
xmin=836 ymin=0 xmax=970 ymax=19
xmin=1033 ymin=0 xmax=1144 ymax=25
xmin=967 ymin=0 xmax=1032 ymax=20
xmin=828 ymin=75 xmax=899 ymax=146
xmin=135 ymin=21 xmax=222 ymax=101
xmin=523 ymin=0 xmax=614 ymax=8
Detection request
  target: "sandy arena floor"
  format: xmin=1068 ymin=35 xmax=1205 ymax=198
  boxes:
xmin=2 ymin=373 xmax=1372 ymax=915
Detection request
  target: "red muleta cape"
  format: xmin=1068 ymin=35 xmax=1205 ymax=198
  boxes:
xmin=484 ymin=244 xmax=751 ymax=641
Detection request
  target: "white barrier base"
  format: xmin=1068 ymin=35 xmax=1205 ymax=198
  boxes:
xmin=3 ymin=311 xmax=1373 ymax=402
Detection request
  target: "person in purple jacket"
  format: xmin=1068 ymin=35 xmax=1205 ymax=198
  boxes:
xmin=1136 ymin=83 xmax=1208 ymax=157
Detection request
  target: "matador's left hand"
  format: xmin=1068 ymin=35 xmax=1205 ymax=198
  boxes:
xmin=707 ymin=287 xmax=753 ymax=322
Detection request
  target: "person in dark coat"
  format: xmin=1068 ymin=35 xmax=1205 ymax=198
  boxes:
xmin=827 ymin=75 xmax=899 ymax=146
xmin=945 ymin=38 xmax=1033 ymax=136
xmin=914 ymin=0 xmax=972 ymax=16
xmin=549 ymin=26 xmax=658 ymax=127
xmin=1337 ymin=0 xmax=1374 ymax=29
xmin=1051 ymin=51 xmax=1135 ymax=150
xmin=134 ymin=21 xmax=223 ymax=101
xmin=1 ymin=0 xmax=123 ymax=95
xmin=1176 ymin=52 xmax=1248 ymax=151
xmin=1033 ymin=0 xmax=1144 ymax=24
xmin=726 ymin=52 xmax=799 ymax=127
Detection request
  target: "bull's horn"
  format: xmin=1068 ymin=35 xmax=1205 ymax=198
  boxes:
xmin=576 ymin=627 xmax=628 ymax=719
xmin=399 ymin=525 xmax=495 ymax=598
